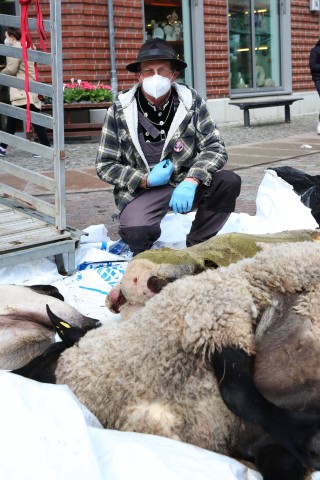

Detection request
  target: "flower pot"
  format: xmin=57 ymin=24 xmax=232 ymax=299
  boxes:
xmin=89 ymin=108 xmax=108 ymax=124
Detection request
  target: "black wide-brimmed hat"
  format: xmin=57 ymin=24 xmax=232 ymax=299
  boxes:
xmin=126 ymin=38 xmax=187 ymax=73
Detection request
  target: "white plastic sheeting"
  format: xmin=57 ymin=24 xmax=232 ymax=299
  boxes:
xmin=1 ymin=371 xmax=319 ymax=479
xmin=219 ymin=169 xmax=318 ymax=235
xmin=0 ymin=371 xmax=262 ymax=480
xmin=155 ymin=169 xmax=318 ymax=243
xmin=0 ymin=168 xmax=319 ymax=479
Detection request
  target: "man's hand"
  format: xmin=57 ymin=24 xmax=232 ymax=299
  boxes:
xmin=169 ymin=179 xmax=198 ymax=214
xmin=147 ymin=159 xmax=174 ymax=187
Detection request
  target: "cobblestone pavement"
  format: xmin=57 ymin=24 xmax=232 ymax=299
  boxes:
xmin=220 ymin=112 xmax=319 ymax=147
xmin=2 ymin=112 xmax=320 ymax=240
xmin=3 ymin=112 xmax=319 ymax=171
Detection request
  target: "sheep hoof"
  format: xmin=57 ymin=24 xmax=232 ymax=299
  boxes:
xmin=253 ymin=441 xmax=305 ymax=480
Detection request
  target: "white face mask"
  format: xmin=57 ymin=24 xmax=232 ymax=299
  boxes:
xmin=4 ymin=38 xmax=10 ymax=46
xmin=142 ymin=74 xmax=172 ymax=99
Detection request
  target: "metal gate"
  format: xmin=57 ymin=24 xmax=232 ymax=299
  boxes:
xmin=0 ymin=0 xmax=80 ymax=274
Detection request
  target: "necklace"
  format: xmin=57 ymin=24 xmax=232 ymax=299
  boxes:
xmin=137 ymin=90 xmax=173 ymax=127
xmin=146 ymin=91 xmax=171 ymax=111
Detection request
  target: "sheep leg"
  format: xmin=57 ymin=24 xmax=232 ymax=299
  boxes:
xmin=211 ymin=346 xmax=320 ymax=470
xmin=28 ymin=285 xmax=65 ymax=301
xmin=12 ymin=342 xmax=63 ymax=383
xmin=253 ymin=438 xmax=305 ymax=480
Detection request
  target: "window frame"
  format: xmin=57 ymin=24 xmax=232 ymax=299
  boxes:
xmin=228 ymin=0 xmax=292 ymax=98
xmin=141 ymin=0 xmax=207 ymax=98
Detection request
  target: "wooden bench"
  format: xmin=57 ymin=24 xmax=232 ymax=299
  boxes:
xmin=229 ymin=97 xmax=304 ymax=128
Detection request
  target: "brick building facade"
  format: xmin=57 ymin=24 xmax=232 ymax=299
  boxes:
xmin=27 ymin=0 xmax=320 ymax=124
xmin=292 ymin=1 xmax=318 ymax=92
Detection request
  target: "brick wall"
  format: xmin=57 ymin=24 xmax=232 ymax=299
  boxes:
xmin=203 ymin=0 xmax=230 ymax=99
xmin=30 ymin=0 xmax=319 ymax=99
xmin=31 ymin=0 xmax=143 ymax=90
xmin=32 ymin=0 xmax=110 ymax=84
xmin=291 ymin=1 xmax=319 ymax=92
xmin=113 ymin=0 xmax=144 ymax=91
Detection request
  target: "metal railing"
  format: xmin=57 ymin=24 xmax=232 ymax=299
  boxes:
xmin=0 ymin=0 xmax=65 ymax=230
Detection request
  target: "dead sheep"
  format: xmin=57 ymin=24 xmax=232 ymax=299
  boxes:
xmin=107 ymin=229 xmax=320 ymax=320
xmin=14 ymin=241 xmax=320 ymax=479
xmin=0 ymin=284 xmax=100 ymax=370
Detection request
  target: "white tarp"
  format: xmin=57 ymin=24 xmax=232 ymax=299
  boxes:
xmin=1 ymin=371 xmax=319 ymax=480
xmin=0 ymin=169 xmax=319 ymax=479
xmin=219 ymin=168 xmax=318 ymax=235
xmin=0 ymin=370 xmax=262 ymax=480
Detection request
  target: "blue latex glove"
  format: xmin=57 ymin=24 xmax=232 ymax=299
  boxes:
xmin=169 ymin=180 xmax=197 ymax=214
xmin=147 ymin=159 xmax=174 ymax=187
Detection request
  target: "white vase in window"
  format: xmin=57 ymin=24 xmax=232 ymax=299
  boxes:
xmin=163 ymin=24 xmax=174 ymax=41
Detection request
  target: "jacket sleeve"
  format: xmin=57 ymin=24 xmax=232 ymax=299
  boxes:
xmin=309 ymin=47 xmax=320 ymax=74
xmin=1 ymin=55 xmax=20 ymax=76
xmin=186 ymin=96 xmax=228 ymax=185
xmin=96 ymin=105 xmax=144 ymax=194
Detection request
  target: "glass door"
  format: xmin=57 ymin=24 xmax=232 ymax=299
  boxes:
xmin=228 ymin=0 xmax=281 ymax=93
xmin=143 ymin=0 xmax=193 ymax=85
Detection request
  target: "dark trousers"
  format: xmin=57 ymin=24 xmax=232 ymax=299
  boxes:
xmin=0 ymin=104 xmax=50 ymax=149
xmin=119 ymin=170 xmax=241 ymax=255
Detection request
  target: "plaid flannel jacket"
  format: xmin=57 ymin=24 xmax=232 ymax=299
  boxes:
xmin=96 ymin=83 xmax=228 ymax=213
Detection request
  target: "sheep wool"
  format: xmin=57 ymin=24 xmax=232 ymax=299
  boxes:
xmin=107 ymin=229 xmax=320 ymax=319
xmin=55 ymin=241 xmax=320 ymax=456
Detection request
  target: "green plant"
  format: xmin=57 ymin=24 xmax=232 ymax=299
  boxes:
xmin=63 ymin=80 xmax=113 ymax=103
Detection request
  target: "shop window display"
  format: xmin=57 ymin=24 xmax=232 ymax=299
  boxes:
xmin=144 ymin=1 xmax=187 ymax=83
xmin=228 ymin=0 xmax=281 ymax=93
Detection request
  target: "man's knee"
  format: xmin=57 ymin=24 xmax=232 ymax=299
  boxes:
xmin=215 ymin=170 xmax=241 ymax=192
xmin=202 ymin=170 xmax=241 ymax=211
xmin=119 ymin=225 xmax=161 ymax=256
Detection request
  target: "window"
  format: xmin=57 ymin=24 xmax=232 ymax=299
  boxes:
xmin=143 ymin=0 xmax=193 ymax=85
xmin=228 ymin=0 xmax=282 ymax=94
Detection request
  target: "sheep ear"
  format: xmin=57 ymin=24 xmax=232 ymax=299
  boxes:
xmin=46 ymin=305 xmax=100 ymax=348
xmin=200 ymin=256 xmax=219 ymax=269
xmin=147 ymin=262 xmax=207 ymax=294
xmin=147 ymin=276 xmax=177 ymax=294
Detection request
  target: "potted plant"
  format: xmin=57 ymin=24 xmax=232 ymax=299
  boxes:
xmin=63 ymin=79 xmax=113 ymax=104
xmin=41 ymin=79 xmax=113 ymax=135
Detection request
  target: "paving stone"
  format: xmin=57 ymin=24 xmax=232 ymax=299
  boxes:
xmin=2 ymin=112 xmax=320 ymax=239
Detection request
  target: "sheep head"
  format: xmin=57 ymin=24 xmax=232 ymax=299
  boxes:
xmin=106 ymin=230 xmax=320 ymax=320
xmin=106 ymin=250 xmax=205 ymax=319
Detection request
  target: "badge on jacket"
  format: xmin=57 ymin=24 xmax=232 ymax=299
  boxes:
xmin=173 ymin=139 xmax=184 ymax=153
